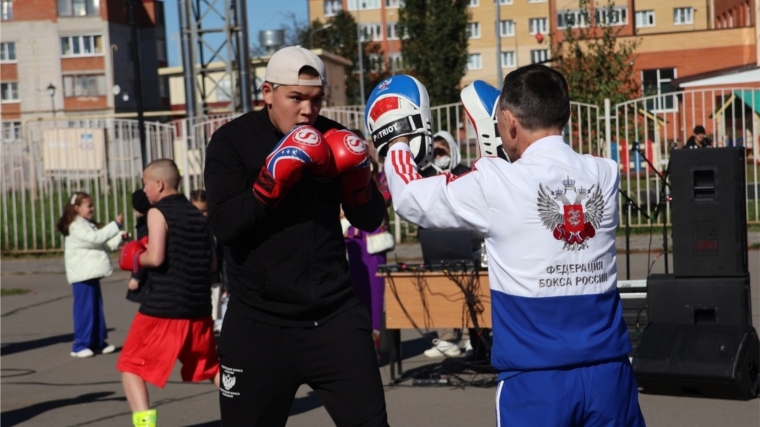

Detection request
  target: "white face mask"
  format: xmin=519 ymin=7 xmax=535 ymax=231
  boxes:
xmin=433 ymin=155 xmax=451 ymax=169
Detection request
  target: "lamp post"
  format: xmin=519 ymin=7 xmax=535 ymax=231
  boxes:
xmin=310 ymin=23 xmax=333 ymax=49
xmin=356 ymin=2 xmax=366 ymax=105
xmin=388 ymin=10 xmax=395 ymax=76
xmin=47 ymin=83 xmax=56 ymax=116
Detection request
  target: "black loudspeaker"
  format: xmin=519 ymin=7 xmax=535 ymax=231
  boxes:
xmin=669 ymin=147 xmax=748 ymax=277
xmin=647 ymin=274 xmax=752 ymax=327
xmin=632 ymin=323 xmax=760 ymax=400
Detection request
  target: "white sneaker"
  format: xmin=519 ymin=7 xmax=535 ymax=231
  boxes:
xmin=101 ymin=344 xmax=116 ymax=354
xmin=70 ymin=348 xmax=94 ymax=358
xmin=423 ymin=339 xmax=461 ymax=358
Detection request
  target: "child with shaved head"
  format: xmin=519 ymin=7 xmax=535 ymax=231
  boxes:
xmin=117 ymin=159 xmax=220 ymax=427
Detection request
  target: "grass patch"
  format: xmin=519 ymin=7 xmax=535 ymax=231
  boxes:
xmin=1 ymin=288 xmax=31 ymax=296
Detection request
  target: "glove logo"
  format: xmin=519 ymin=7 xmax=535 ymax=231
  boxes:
xmin=293 ymin=128 xmax=321 ymax=146
xmin=537 ymin=176 xmax=604 ymax=251
xmin=377 ymin=78 xmax=392 ymax=92
xmin=343 ymin=133 xmax=367 ymax=155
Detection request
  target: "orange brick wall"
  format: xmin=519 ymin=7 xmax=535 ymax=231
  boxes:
xmin=1 ymin=64 xmax=18 ymax=81
xmin=106 ymin=0 xmax=158 ymax=27
xmin=13 ymin=0 xmax=58 ymax=21
xmin=61 ymin=57 xmax=106 ymax=72
xmin=633 ymin=45 xmax=756 ymax=80
xmin=64 ymin=96 xmax=108 ymax=110
xmin=1 ymin=104 xmax=22 ymax=116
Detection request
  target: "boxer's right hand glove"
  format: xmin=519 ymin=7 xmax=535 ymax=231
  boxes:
xmin=253 ymin=125 xmax=331 ymax=207
xmin=324 ymin=129 xmax=372 ymax=206
xmin=119 ymin=236 xmax=148 ymax=273
xmin=365 ymin=74 xmax=433 ymax=169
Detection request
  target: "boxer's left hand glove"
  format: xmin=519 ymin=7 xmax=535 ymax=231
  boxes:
xmin=324 ymin=129 xmax=372 ymax=206
xmin=365 ymin=74 xmax=433 ymax=168
xmin=253 ymin=125 xmax=331 ymax=207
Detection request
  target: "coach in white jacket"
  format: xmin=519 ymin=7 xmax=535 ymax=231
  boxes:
xmin=382 ymin=65 xmax=645 ymax=426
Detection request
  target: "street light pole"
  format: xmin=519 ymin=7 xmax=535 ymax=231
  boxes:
xmin=357 ymin=3 xmax=366 ymax=105
xmin=47 ymin=83 xmax=56 ymax=116
xmin=310 ymin=23 xmax=333 ymax=49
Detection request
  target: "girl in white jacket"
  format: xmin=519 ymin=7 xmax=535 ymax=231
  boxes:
xmin=57 ymin=192 xmax=125 ymax=358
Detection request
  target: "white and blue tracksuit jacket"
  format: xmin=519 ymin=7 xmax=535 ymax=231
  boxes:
xmin=384 ymin=135 xmax=631 ymax=380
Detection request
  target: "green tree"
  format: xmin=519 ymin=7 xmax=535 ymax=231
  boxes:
xmin=551 ymin=0 xmax=640 ymax=106
xmin=397 ymin=0 xmax=470 ymax=105
xmin=299 ymin=11 xmax=390 ymax=105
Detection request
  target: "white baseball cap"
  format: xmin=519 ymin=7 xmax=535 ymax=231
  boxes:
xmin=264 ymin=46 xmax=326 ymax=87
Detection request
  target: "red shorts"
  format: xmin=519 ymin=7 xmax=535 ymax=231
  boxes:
xmin=116 ymin=312 xmax=219 ymax=388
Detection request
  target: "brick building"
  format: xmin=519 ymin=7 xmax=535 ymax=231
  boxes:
xmin=1 ymin=0 xmax=168 ymax=140
xmin=307 ymin=0 xmax=757 ymax=100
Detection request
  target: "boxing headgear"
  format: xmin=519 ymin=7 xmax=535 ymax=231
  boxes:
xmin=365 ymin=75 xmax=433 ymax=169
xmin=461 ymin=80 xmax=510 ymax=162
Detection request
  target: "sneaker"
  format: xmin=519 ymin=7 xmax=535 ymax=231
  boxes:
xmin=100 ymin=344 xmax=115 ymax=354
xmin=70 ymin=348 xmax=94 ymax=358
xmin=423 ymin=339 xmax=461 ymax=358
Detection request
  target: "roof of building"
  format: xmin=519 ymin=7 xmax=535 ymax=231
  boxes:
xmin=673 ymin=64 xmax=760 ymax=89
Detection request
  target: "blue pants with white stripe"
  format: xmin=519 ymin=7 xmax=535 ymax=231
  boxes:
xmin=71 ymin=279 xmax=108 ymax=352
xmin=496 ymin=357 xmax=645 ymax=427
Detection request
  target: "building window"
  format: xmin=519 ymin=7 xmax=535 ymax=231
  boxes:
xmin=58 ymin=0 xmax=100 ymax=17
xmin=0 ymin=42 xmax=16 ymax=62
xmin=386 ymin=0 xmax=404 ymax=7
xmin=595 ymin=7 xmax=627 ymax=26
xmin=324 ymin=0 xmax=342 ymax=16
xmin=466 ymin=23 xmax=481 ymax=39
xmin=673 ymin=7 xmax=693 ymax=25
xmin=359 ymin=24 xmax=383 ymax=42
xmin=530 ymin=49 xmax=549 ymax=64
xmin=467 ymin=54 xmax=482 ymax=70
xmin=499 ymin=0 xmax=513 ymax=4
xmin=60 ymin=35 xmax=104 ymax=57
xmin=529 ymin=18 xmax=548 ymax=35
xmin=1 ymin=82 xmax=19 ymax=102
xmin=369 ymin=54 xmax=385 ymax=72
xmin=499 ymin=20 xmax=515 ymax=37
xmin=500 ymin=51 xmax=515 ymax=68
xmin=528 ymin=0 xmax=546 ymax=3
xmin=2 ymin=121 xmax=22 ymax=142
xmin=557 ymin=10 xmax=590 ymax=29
xmin=1 ymin=0 xmax=12 ymax=20
xmin=635 ymin=10 xmax=655 ymax=27
xmin=387 ymin=22 xmax=400 ymax=40
xmin=468 ymin=0 xmax=478 ymax=6
xmin=62 ymin=74 xmax=106 ymax=97
xmin=642 ymin=68 xmax=677 ymax=111
xmin=348 ymin=0 xmax=380 ymax=10
xmin=389 ymin=52 xmax=404 ymax=72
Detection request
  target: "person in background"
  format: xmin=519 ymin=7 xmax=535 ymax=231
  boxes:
xmin=127 ymin=189 xmax=152 ymax=303
xmin=343 ymin=129 xmax=393 ymax=358
xmin=117 ymin=159 xmax=219 ymax=427
xmin=190 ymin=188 xmax=226 ymax=333
xmin=684 ymin=125 xmax=712 ymax=149
xmin=420 ymin=131 xmax=471 ymax=177
xmin=56 ymin=191 xmax=125 ymax=358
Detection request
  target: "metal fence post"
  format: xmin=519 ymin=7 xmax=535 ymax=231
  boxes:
xmin=604 ymin=98 xmax=612 ymax=159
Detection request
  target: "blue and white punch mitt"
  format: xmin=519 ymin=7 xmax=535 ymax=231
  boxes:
xmin=365 ymin=75 xmax=433 ymax=169
xmin=461 ymin=80 xmax=509 ymax=162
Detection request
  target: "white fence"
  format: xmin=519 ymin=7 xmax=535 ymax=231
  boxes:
xmin=2 ymin=88 xmax=758 ymax=253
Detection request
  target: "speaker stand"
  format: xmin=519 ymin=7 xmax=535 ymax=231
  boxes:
xmin=619 ymin=188 xmax=649 ymax=280
xmin=633 ymin=143 xmax=671 ymax=273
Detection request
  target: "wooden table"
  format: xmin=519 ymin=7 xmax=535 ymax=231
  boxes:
xmin=381 ymin=270 xmax=491 ymax=383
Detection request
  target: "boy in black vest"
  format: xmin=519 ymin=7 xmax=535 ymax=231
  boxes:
xmin=117 ymin=159 xmax=220 ymax=427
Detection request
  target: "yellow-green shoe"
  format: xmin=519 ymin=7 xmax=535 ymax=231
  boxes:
xmin=132 ymin=409 xmax=156 ymax=427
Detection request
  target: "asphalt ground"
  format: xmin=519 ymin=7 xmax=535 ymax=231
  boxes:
xmin=1 ymin=235 xmax=759 ymax=427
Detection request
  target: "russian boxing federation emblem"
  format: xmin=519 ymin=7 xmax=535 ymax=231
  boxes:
xmin=222 ymin=373 xmax=236 ymax=390
xmin=537 ymin=176 xmax=604 ymax=251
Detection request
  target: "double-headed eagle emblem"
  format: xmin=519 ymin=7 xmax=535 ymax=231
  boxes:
xmin=537 ymin=176 xmax=604 ymax=251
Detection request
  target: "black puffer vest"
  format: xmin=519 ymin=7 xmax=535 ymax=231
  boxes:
xmin=140 ymin=194 xmax=213 ymax=319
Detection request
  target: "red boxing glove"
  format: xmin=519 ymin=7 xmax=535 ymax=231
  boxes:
xmin=253 ymin=125 xmax=331 ymax=207
xmin=119 ymin=236 xmax=148 ymax=273
xmin=324 ymin=129 xmax=372 ymax=206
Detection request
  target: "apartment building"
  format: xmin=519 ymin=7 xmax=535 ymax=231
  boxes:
xmin=0 ymin=0 xmax=168 ymax=141
xmin=308 ymin=0 xmax=756 ymax=101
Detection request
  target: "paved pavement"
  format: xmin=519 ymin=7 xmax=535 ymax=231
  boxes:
xmin=1 ymin=236 xmax=759 ymax=426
